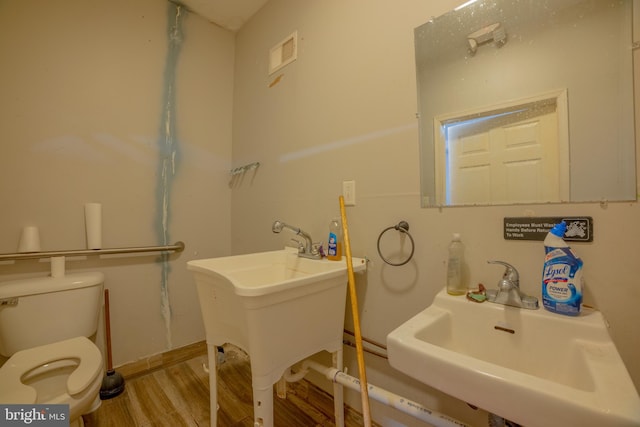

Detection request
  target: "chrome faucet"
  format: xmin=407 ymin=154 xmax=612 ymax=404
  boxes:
xmin=272 ymin=220 xmax=321 ymax=259
xmin=486 ymin=261 xmax=538 ymax=309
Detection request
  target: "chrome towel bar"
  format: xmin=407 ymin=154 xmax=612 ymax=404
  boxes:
xmin=0 ymin=241 xmax=185 ymax=261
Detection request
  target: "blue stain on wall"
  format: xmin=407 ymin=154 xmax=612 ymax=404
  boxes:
xmin=155 ymin=2 xmax=184 ymax=349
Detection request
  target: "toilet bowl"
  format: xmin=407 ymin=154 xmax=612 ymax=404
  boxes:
xmin=0 ymin=336 xmax=103 ymax=427
xmin=0 ymin=272 xmax=106 ymax=425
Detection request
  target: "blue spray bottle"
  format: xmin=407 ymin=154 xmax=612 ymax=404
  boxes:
xmin=541 ymin=222 xmax=584 ymax=316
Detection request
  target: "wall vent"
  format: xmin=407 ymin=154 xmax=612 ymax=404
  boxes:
xmin=269 ymin=31 xmax=297 ymax=75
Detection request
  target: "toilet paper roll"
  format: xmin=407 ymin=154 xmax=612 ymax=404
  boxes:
xmin=17 ymin=226 xmax=41 ymax=253
xmin=84 ymin=203 xmax=102 ymax=249
xmin=51 ymin=256 xmax=65 ymax=278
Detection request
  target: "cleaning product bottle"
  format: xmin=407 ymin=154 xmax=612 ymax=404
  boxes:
xmin=327 ymin=219 xmax=342 ymax=261
xmin=542 ymin=221 xmax=584 ymax=316
xmin=446 ymin=233 xmax=466 ymax=295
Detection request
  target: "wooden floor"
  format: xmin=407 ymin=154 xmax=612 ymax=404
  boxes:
xmin=83 ymin=345 xmax=372 ymax=427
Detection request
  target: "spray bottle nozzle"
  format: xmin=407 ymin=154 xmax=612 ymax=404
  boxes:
xmin=550 ymin=221 xmax=567 ymax=238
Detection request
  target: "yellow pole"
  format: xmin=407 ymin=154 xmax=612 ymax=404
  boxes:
xmin=339 ymin=195 xmax=372 ymax=427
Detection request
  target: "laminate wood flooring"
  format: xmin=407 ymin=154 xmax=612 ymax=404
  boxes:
xmin=83 ymin=345 xmax=373 ymax=427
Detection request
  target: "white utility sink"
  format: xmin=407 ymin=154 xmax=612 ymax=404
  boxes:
xmin=187 ymin=248 xmax=366 ymax=427
xmin=387 ymin=288 xmax=640 ymax=427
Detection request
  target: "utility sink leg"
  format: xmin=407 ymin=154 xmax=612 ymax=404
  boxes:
xmin=276 ymin=371 xmax=288 ymax=399
xmin=206 ymin=343 xmax=219 ymax=427
xmin=253 ymin=386 xmax=274 ymax=427
xmin=333 ymin=349 xmax=345 ymax=427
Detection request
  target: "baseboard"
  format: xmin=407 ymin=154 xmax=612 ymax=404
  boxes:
xmin=116 ymin=340 xmax=208 ymax=379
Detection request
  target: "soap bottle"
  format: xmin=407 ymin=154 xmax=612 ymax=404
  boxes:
xmin=327 ymin=219 xmax=342 ymax=261
xmin=542 ymin=221 xmax=584 ymax=316
xmin=446 ymin=233 xmax=466 ymax=295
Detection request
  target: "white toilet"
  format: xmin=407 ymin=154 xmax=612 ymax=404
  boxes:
xmin=0 ymin=272 xmax=105 ymax=427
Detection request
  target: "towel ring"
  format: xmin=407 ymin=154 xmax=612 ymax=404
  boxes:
xmin=376 ymin=221 xmax=415 ymax=266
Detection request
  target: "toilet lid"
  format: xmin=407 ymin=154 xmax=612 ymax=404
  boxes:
xmin=0 ymin=336 xmax=103 ymax=404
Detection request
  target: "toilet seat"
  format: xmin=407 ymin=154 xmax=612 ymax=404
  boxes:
xmin=0 ymin=336 xmax=102 ymax=404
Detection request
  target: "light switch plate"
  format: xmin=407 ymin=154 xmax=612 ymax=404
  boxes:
xmin=343 ymin=180 xmax=356 ymax=206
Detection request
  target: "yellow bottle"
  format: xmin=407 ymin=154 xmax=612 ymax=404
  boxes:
xmin=327 ymin=219 xmax=342 ymax=261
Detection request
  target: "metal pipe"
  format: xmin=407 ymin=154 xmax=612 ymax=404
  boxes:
xmin=344 ymin=329 xmax=387 ymax=351
xmin=343 ymin=339 xmax=388 ymax=360
xmin=302 ymin=360 xmax=471 ymax=427
xmin=0 ymin=241 xmax=185 ymax=261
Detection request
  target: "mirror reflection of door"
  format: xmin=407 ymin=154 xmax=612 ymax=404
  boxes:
xmin=435 ymin=91 xmax=570 ymax=205
xmin=417 ymin=0 xmax=635 ymax=207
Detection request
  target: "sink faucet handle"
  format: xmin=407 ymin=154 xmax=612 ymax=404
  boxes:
xmin=290 ymin=238 xmax=305 ymax=252
xmin=311 ymin=242 xmax=323 ymax=256
xmin=487 ymin=260 xmax=519 ymax=287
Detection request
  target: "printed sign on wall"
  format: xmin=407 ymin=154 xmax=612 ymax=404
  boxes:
xmin=504 ymin=217 xmax=593 ymax=242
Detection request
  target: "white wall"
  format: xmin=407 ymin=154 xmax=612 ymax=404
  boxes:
xmin=232 ymin=0 xmax=640 ymax=425
xmin=0 ymin=0 xmax=234 ymax=366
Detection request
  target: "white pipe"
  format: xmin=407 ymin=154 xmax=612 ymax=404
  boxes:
xmin=302 ymin=360 xmax=471 ymax=427
xmin=283 ymin=366 xmax=309 ymax=383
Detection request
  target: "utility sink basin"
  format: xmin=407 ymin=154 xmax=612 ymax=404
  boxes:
xmin=387 ymin=288 xmax=640 ymax=427
xmin=187 ymin=248 xmax=366 ymax=427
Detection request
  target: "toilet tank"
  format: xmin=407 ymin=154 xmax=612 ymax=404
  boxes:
xmin=0 ymin=272 xmax=104 ymax=357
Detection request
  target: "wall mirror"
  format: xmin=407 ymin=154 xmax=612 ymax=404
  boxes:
xmin=416 ymin=0 xmax=636 ymax=207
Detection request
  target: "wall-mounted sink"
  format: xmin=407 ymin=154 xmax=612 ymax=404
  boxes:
xmin=387 ymin=288 xmax=640 ymax=427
